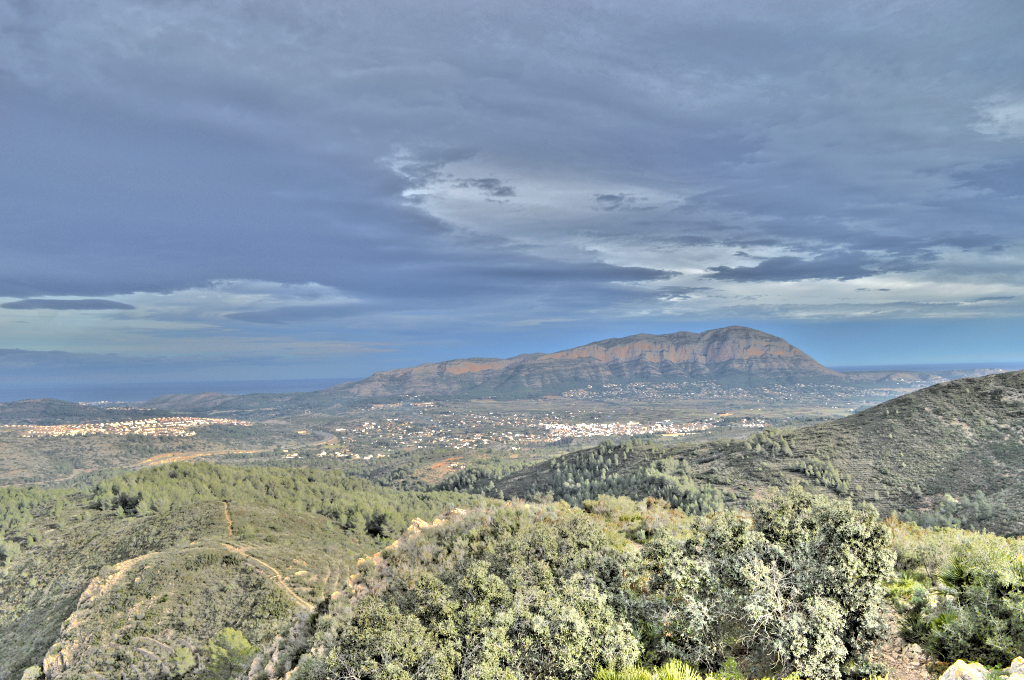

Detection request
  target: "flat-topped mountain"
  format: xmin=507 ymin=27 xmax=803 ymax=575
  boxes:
xmin=342 ymin=326 xmax=842 ymax=398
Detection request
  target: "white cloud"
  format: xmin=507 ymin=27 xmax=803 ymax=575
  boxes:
xmin=972 ymin=98 xmax=1024 ymax=138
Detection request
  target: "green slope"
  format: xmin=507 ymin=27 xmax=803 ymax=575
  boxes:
xmin=0 ymin=464 xmax=486 ymax=680
xmin=473 ymin=370 xmax=1024 ymax=535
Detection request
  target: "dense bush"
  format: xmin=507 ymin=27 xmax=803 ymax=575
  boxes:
xmin=298 ymin=503 xmax=640 ymax=680
xmin=898 ymin=530 xmax=1024 ymax=666
xmin=629 ymin=488 xmax=893 ymax=680
xmin=479 ymin=441 xmax=727 ymax=513
xmin=89 ymin=462 xmax=480 ymax=540
xmin=292 ymin=488 xmax=894 ymax=680
xmin=900 ymin=491 xmax=1009 ymax=531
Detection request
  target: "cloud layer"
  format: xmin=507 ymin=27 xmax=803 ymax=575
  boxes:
xmin=2 ymin=299 xmax=135 ymax=310
xmin=2 ymin=0 xmax=1023 ymax=378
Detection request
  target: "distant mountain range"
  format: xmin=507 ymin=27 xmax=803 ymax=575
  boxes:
xmin=328 ymin=326 xmax=1009 ymax=400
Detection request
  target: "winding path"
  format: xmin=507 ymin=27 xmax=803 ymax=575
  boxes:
xmin=221 ymin=542 xmax=315 ymax=612
xmin=220 ymin=503 xmax=314 ymax=611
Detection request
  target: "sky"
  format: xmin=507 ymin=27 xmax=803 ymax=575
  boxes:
xmin=2 ymin=0 xmax=1024 ymax=389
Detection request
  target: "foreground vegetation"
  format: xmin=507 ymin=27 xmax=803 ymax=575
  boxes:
xmin=886 ymin=520 xmax=1024 ymax=668
xmin=2 ymin=457 xmax=1023 ymax=679
xmin=0 ymin=464 xmax=485 ymax=679
xmin=264 ymin=487 xmax=891 ymax=680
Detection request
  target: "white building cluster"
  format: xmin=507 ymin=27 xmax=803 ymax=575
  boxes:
xmin=13 ymin=417 xmax=251 ymax=438
xmin=542 ymin=419 xmax=713 ymax=441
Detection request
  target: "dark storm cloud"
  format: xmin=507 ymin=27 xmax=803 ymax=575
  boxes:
xmin=595 ymin=194 xmax=630 ymax=210
xmin=1 ymin=298 xmax=135 ymax=311
xmin=455 ymin=178 xmax=516 ymax=197
xmin=951 ymin=161 xmax=1024 ymax=198
xmin=460 ymin=261 xmax=675 ymax=286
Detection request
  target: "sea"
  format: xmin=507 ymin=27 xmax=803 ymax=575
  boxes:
xmin=3 ymin=362 xmax=1022 ymax=406
xmin=0 ymin=378 xmax=361 ymax=405
xmin=828 ymin=362 xmax=1024 ymax=372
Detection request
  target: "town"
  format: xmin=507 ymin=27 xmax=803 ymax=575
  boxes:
xmin=4 ymin=417 xmax=251 ymax=438
xmin=542 ymin=419 xmax=714 ymax=439
xmin=318 ymin=408 xmax=772 ymax=456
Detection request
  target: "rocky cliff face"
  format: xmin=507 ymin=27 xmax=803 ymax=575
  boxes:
xmin=342 ymin=326 xmax=841 ymax=398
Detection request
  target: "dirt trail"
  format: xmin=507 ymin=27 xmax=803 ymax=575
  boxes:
xmin=419 ymin=456 xmax=463 ymax=484
xmin=312 ymin=430 xmax=338 ymax=445
xmin=222 ymin=501 xmax=233 ymax=537
xmin=139 ymin=449 xmax=263 ymax=467
xmin=221 ymin=543 xmax=314 ymax=612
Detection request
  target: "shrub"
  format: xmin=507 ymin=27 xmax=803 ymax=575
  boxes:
xmin=901 ymin=531 xmax=1024 ymax=666
xmin=292 ymin=491 xmax=894 ymax=680
xmin=631 ymin=487 xmax=894 ymax=679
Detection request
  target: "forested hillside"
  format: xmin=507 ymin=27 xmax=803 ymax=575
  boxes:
xmin=464 ymin=370 xmax=1024 ymax=536
xmin=0 ymin=464 xmax=485 ymax=679
xmin=4 ymin=459 xmax=1023 ymax=679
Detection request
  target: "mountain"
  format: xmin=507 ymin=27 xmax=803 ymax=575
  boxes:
xmin=132 ymin=329 xmax=1008 ymax=414
xmin=340 ymin=326 xmax=842 ymax=399
xmin=468 ymin=369 xmax=1024 ymax=535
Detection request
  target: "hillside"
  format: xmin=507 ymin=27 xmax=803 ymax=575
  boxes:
xmin=0 ymin=464 xmax=483 ymax=679
xmin=471 ymin=370 xmax=1024 ymax=535
xmin=0 ymin=421 xmax=318 ymax=487
xmin=0 ymin=399 xmax=169 ymax=425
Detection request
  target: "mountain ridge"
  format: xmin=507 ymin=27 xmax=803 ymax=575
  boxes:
xmin=337 ymin=326 xmax=843 ymax=399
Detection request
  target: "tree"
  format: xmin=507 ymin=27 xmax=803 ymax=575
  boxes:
xmin=172 ymin=647 xmax=197 ymax=677
xmin=203 ymin=628 xmax=256 ymax=680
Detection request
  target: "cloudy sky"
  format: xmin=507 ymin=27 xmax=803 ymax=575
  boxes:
xmin=2 ymin=0 xmax=1023 ymax=388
